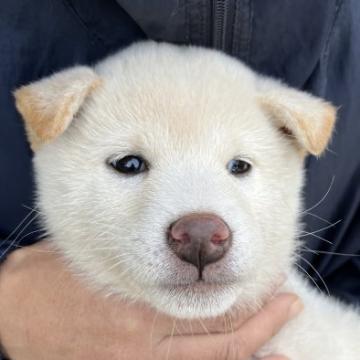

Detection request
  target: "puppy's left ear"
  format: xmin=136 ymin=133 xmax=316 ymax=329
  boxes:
xmin=257 ymin=78 xmax=336 ymax=156
xmin=14 ymin=66 xmax=102 ymax=151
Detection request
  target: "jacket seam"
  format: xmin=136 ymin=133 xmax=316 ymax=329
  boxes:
xmin=184 ymin=0 xmax=190 ymax=43
xmin=61 ymin=0 xmax=106 ymax=46
xmin=322 ymin=0 xmax=345 ymax=74
xmin=232 ymin=0 xmax=253 ymax=63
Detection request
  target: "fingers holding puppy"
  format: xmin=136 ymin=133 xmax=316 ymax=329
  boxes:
xmin=157 ymin=293 xmax=302 ymax=360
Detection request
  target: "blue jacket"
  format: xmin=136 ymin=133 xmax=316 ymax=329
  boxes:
xmin=0 ymin=0 xmax=359 ymax=324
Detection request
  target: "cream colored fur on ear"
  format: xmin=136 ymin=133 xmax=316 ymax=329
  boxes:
xmin=258 ymin=79 xmax=336 ymax=156
xmin=14 ymin=66 xmax=101 ymax=151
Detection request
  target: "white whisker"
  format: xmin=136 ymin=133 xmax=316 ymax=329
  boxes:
xmin=165 ymin=320 xmax=176 ymax=360
xmin=299 ymin=231 xmax=333 ymax=245
xmin=4 ymin=208 xmax=36 ymax=242
xmin=302 ymin=247 xmax=360 ymax=258
xmin=300 ymin=219 xmax=342 ymax=237
xmin=295 ymin=262 xmax=323 ymax=294
xmin=303 ymin=211 xmax=333 ymax=225
xmin=1 ymin=211 xmax=39 ymax=258
xmin=302 ymin=176 xmax=335 ymax=214
xmin=299 ymin=255 xmax=330 ymax=296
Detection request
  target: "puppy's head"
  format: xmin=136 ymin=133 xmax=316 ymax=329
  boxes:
xmin=15 ymin=42 xmax=336 ymax=318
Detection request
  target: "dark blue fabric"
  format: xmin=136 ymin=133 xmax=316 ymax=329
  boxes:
xmin=0 ymin=4 xmax=359 ymax=355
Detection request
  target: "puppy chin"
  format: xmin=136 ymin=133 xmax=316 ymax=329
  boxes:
xmin=145 ymin=284 xmax=240 ymax=319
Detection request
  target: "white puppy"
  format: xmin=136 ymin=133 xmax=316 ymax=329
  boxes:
xmin=15 ymin=42 xmax=360 ymax=359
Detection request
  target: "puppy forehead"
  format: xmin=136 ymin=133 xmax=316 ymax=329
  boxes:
xmin=88 ymin=43 xmax=275 ymax=154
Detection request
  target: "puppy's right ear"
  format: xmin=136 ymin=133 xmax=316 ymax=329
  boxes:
xmin=14 ymin=66 xmax=102 ymax=151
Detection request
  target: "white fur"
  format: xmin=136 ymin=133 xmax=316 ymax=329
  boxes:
xmin=29 ymin=42 xmax=359 ymax=359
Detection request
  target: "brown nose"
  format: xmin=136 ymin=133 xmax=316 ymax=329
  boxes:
xmin=167 ymin=214 xmax=231 ymax=273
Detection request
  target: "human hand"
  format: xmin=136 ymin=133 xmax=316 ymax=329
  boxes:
xmin=0 ymin=241 xmax=301 ymax=359
xmin=157 ymin=291 xmax=301 ymax=360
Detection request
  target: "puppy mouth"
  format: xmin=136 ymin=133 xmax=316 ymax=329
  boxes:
xmin=159 ymin=278 xmax=235 ymax=293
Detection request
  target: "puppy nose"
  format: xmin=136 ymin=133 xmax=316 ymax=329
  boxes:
xmin=168 ymin=214 xmax=231 ymax=271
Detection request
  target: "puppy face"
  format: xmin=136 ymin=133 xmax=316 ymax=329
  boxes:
xmin=15 ymin=42 xmax=335 ymax=318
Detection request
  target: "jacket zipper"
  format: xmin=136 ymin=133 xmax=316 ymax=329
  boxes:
xmin=212 ymin=0 xmax=233 ymax=51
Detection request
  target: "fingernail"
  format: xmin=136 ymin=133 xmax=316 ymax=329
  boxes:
xmin=288 ymin=299 xmax=304 ymax=319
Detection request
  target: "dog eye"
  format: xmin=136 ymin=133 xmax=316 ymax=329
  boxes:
xmin=109 ymin=155 xmax=148 ymax=175
xmin=227 ymin=159 xmax=251 ymax=175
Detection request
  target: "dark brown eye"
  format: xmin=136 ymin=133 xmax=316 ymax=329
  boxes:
xmin=227 ymin=159 xmax=251 ymax=175
xmin=110 ymin=155 xmax=148 ymax=175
